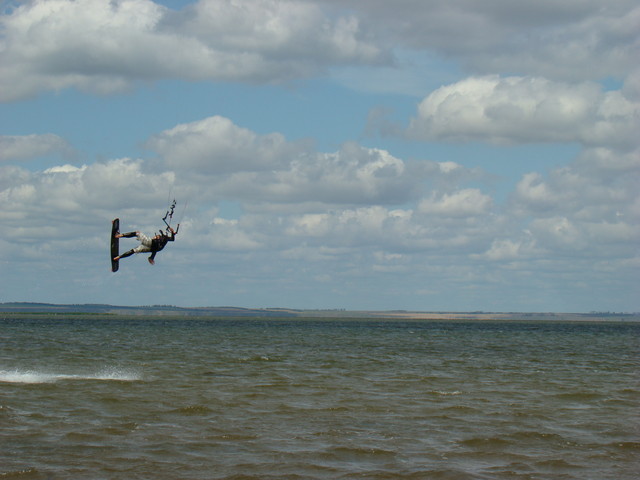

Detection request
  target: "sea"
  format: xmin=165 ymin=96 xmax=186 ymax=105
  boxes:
xmin=0 ymin=316 xmax=638 ymax=480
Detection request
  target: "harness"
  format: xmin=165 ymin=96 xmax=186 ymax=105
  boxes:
xmin=151 ymin=235 xmax=170 ymax=252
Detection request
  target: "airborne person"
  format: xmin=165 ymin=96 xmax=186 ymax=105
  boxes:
xmin=114 ymin=226 xmax=177 ymax=265
xmin=111 ymin=199 xmax=181 ymax=269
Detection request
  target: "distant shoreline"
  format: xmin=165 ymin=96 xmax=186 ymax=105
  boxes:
xmin=1 ymin=302 xmax=637 ymax=322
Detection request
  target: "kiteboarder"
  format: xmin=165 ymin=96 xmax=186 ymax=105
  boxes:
xmin=114 ymin=226 xmax=177 ymax=265
xmin=111 ymin=198 xmax=183 ymax=270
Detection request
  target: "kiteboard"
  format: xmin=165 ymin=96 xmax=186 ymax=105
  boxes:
xmin=111 ymin=218 xmax=120 ymax=272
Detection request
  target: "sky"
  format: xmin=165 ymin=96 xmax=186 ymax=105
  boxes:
xmin=1 ymin=0 xmax=639 ymax=312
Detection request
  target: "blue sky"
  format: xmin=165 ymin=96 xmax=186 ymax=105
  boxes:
xmin=1 ymin=0 xmax=638 ymax=312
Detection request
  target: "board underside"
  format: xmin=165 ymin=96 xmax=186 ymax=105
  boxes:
xmin=111 ymin=218 xmax=119 ymax=272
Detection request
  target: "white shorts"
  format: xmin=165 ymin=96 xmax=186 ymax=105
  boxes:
xmin=133 ymin=232 xmax=153 ymax=253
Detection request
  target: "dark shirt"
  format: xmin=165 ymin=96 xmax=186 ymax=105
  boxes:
xmin=150 ymin=231 xmax=175 ymax=252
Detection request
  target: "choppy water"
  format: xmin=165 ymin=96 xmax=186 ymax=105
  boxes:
xmin=1 ymin=317 xmax=638 ymax=479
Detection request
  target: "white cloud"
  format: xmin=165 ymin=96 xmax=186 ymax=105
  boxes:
xmin=208 ymin=218 xmax=262 ymax=251
xmin=147 ymin=117 xmax=420 ymax=207
xmin=259 ymin=143 xmax=412 ymax=205
xmin=407 ymin=75 xmax=640 ymax=148
xmin=0 ymin=134 xmax=72 ymax=161
xmin=141 ymin=118 xmax=640 ymax=272
xmin=4 ymin=0 xmax=635 ymax=102
xmin=418 ymin=189 xmax=493 ymax=217
xmin=512 ymin=172 xmax=560 ymax=214
xmin=529 ymin=216 xmax=586 ymax=251
xmin=320 ymin=0 xmax=639 ymax=82
xmin=278 ymin=203 xmax=499 ymax=255
xmin=0 ymin=165 xmax=31 ymax=193
xmin=526 ymin=215 xmax=637 ymax=255
xmin=43 ymin=164 xmax=82 ymax=174
xmin=623 ymin=68 xmax=640 ymax=101
xmin=0 ymin=0 xmax=386 ymax=101
xmin=0 ymin=148 xmax=502 ymax=263
xmin=0 ymin=158 xmax=175 ymax=247
xmin=178 ymin=0 xmax=382 ymax=64
xmin=289 ymin=207 xmax=407 ymax=243
xmin=462 ymin=3 xmax=640 ymax=81
xmin=512 ymin=148 xmax=640 ymax=220
xmin=508 ymin=147 xmax=640 ymax=263
xmin=479 ymin=237 xmax=536 ymax=262
xmin=147 ymin=116 xmax=298 ymax=173
xmin=574 ymin=147 xmax=640 ymax=181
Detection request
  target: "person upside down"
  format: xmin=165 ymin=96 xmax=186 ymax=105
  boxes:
xmin=114 ymin=226 xmax=177 ymax=265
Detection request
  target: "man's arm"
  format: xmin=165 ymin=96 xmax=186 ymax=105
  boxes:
xmin=148 ymin=251 xmax=157 ymax=265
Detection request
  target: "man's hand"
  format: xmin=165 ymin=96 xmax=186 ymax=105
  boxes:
xmin=148 ymin=257 xmax=155 ymax=265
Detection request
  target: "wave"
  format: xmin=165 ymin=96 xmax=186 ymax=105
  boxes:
xmin=168 ymin=405 xmax=215 ymax=416
xmin=0 ymin=368 xmax=141 ymax=384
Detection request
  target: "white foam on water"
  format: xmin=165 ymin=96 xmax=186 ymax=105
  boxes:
xmin=0 ymin=368 xmax=141 ymax=384
xmin=93 ymin=368 xmax=141 ymax=382
xmin=0 ymin=370 xmax=56 ymax=384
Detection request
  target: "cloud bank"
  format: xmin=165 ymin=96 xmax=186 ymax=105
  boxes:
xmin=407 ymin=76 xmax=640 ymax=148
xmin=0 ymin=0 xmax=385 ymax=101
xmin=1 ymin=0 xmax=638 ymax=311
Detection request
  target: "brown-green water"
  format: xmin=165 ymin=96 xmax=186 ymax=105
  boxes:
xmin=1 ymin=317 xmax=638 ymax=479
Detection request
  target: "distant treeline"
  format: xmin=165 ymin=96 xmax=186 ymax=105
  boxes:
xmin=0 ymin=302 xmax=298 ymax=317
xmin=0 ymin=303 xmax=637 ymax=321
